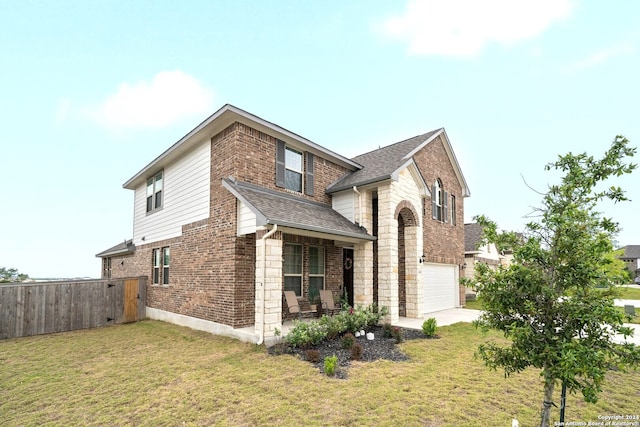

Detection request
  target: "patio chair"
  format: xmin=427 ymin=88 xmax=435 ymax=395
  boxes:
xmin=284 ymin=290 xmax=312 ymax=320
xmin=320 ymin=289 xmax=340 ymax=316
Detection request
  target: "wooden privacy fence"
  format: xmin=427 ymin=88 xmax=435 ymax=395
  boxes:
xmin=0 ymin=277 xmax=147 ymax=340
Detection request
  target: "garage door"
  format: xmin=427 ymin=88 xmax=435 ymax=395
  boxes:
xmin=423 ymin=263 xmax=458 ymax=313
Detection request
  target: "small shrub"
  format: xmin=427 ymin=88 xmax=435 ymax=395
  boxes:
xmin=382 ymin=322 xmax=393 ymax=338
xmin=324 ymin=354 xmax=339 ymax=376
xmin=422 ymin=317 xmax=437 ymax=338
xmin=305 ymin=349 xmax=320 ymax=363
xmin=341 ymin=333 xmax=356 ymax=349
xmin=391 ymin=326 xmax=403 ymax=343
xmin=351 ymin=343 xmax=363 ymax=360
xmin=285 ymin=320 xmax=327 ymax=348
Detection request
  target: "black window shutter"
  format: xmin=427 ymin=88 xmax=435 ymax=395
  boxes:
xmin=431 ymin=184 xmax=437 ymax=219
xmin=443 ymin=191 xmax=449 ymax=223
xmin=276 ymin=139 xmax=285 ymax=188
xmin=305 ymin=152 xmax=314 ymax=196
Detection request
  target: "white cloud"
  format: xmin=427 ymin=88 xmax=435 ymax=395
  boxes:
xmin=382 ymin=0 xmax=574 ymax=57
xmin=88 ymin=71 xmax=214 ymax=130
xmin=561 ymin=43 xmax=636 ymax=73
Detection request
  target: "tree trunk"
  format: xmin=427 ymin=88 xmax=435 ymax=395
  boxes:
xmin=540 ymin=372 xmax=555 ymax=427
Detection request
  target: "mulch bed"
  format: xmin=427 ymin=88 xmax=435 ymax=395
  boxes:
xmin=268 ymin=326 xmax=437 ymax=379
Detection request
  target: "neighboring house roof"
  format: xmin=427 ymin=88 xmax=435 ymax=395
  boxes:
xmin=123 ymin=104 xmax=363 ymax=190
xmin=464 ymin=223 xmax=484 ymax=253
xmin=95 ymin=239 xmax=135 ymax=258
xmin=326 ymin=128 xmax=470 ymax=197
xmin=222 ymin=177 xmax=376 ymax=242
xmin=620 ymin=245 xmax=640 ymax=259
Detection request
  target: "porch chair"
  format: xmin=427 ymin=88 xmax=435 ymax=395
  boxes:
xmin=320 ymin=289 xmax=340 ymax=316
xmin=284 ymin=290 xmax=312 ymax=320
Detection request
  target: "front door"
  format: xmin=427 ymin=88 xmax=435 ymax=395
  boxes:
xmin=343 ymin=249 xmax=354 ymax=307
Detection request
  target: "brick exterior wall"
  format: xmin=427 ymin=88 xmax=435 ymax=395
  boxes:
xmin=116 ymin=121 xmax=353 ymax=329
xmin=104 ymin=121 xmax=466 ymax=329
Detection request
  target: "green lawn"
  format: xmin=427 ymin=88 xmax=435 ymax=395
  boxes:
xmin=2 ymin=320 xmax=639 ymax=426
xmin=618 ymin=286 xmax=640 ymax=300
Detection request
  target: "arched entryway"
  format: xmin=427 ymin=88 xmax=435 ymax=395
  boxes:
xmin=395 ymin=202 xmax=419 ymax=318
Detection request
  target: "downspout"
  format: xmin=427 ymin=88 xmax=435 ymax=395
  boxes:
xmin=353 ymin=186 xmax=362 ymax=225
xmin=257 ymin=224 xmax=278 ymax=346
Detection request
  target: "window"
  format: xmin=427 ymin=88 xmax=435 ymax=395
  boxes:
xmin=431 ymin=179 xmax=449 ymax=223
xmin=309 ymin=246 xmax=325 ymax=298
xmin=103 ymin=257 xmax=112 ymax=279
xmin=275 ymin=140 xmax=315 ymax=195
xmin=152 ymin=249 xmax=161 ymax=284
xmin=284 ymin=244 xmax=302 ymax=296
xmin=285 ymin=147 xmax=303 ymax=192
xmin=146 ymin=171 xmax=163 ymax=213
xmin=162 ymin=247 xmax=170 ymax=285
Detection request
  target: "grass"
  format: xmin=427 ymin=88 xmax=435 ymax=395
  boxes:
xmin=618 ymin=286 xmax=640 ymax=300
xmin=2 ymin=321 xmax=640 ymax=426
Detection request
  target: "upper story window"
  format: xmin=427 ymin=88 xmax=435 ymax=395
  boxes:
xmin=432 ymin=178 xmax=452 ymax=224
xmin=285 ymin=147 xmax=303 ymax=192
xmin=146 ymin=171 xmax=163 ymax=213
xmin=276 ymin=140 xmax=314 ymax=196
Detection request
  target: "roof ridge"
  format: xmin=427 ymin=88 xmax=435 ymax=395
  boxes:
xmin=351 ymin=129 xmax=441 ymax=160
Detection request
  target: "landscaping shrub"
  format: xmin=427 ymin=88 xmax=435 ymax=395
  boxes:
xmin=324 ymin=355 xmax=339 ymax=376
xmin=285 ymin=320 xmax=327 ymax=348
xmin=422 ymin=318 xmax=437 ymax=337
xmin=351 ymin=343 xmax=363 ymax=360
xmin=305 ymin=349 xmax=320 ymax=363
xmin=341 ymin=333 xmax=355 ymax=349
xmin=382 ymin=322 xmax=393 ymax=338
xmin=391 ymin=326 xmax=403 ymax=343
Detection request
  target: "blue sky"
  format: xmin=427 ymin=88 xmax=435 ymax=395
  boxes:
xmin=1 ymin=1 xmax=638 ymax=278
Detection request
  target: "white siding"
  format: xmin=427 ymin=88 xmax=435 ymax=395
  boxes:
xmin=132 ymin=139 xmax=211 ymax=244
xmin=237 ymin=200 xmax=257 ymax=236
xmin=332 ymin=190 xmax=354 ymax=222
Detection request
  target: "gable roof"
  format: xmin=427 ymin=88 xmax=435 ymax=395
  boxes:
xmin=326 ymin=128 xmax=470 ymax=197
xmin=621 ymin=245 xmax=640 ymax=259
xmin=123 ymin=104 xmax=362 ymax=190
xmin=95 ymin=239 xmax=135 ymax=258
xmin=222 ymin=178 xmax=375 ymax=242
xmin=464 ymin=223 xmax=484 ymax=253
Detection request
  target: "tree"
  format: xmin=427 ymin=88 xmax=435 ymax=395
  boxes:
xmin=0 ymin=267 xmax=29 ymax=283
xmin=466 ymin=136 xmax=640 ymax=427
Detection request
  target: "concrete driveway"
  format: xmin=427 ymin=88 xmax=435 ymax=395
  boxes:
xmin=395 ymin=304 xmax=640 ymax=346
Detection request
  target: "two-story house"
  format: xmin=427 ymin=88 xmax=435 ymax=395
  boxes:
xmin=96 ymin=104 xmax=470 ymax=345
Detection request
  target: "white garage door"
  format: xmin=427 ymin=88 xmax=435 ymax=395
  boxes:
xmin=423 ymin=263 xmax=458 ymax=313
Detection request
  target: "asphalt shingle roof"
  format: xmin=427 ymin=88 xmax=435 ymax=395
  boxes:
xmin=223 ymin=178 xmax=375 ymax=241
xmin=464 ymin=223 xmax=484 ymax=252
xmin=326 ymin=130 xmax=441 ymax=193
xmin=95 ymin=239 xmax=135 ymax=257
xmin=621 ymin=245 xmax=640 ymax=259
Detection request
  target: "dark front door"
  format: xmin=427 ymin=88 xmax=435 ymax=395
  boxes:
xmin=343 ymin=248 xmax=354 ymax=307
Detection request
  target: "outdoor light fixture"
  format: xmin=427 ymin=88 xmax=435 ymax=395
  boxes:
xmin=419 ymin=255 xmax=425 ymax=263
xmin=461 ymin=262 xmax=467 ymax=270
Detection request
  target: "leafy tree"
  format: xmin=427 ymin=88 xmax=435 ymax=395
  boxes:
xmin=466 ymin=136 xmax=640 ymax=427
xmin=0 ymin=267 xmax=29 ymax=283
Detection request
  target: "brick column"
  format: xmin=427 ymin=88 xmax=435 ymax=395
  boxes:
xmin=255 ymin=230 xmax=283 ymax=341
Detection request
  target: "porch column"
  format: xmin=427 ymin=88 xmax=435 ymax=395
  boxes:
xmin=353 ymin=188 xmax=374 ymax=307
xmin=404 ymin=225 xmax=423 ymax=318
xmin=377 ymin=185 xmax=399 ymax=323
xmin=255 ymin=229 xmax=283 ymax=342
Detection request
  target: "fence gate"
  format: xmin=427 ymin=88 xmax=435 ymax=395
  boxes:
xmin=123 ymin=279 xmax=139 ymax=323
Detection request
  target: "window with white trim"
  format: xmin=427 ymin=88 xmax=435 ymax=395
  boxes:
xmin=146 ymin=171 xmax=163 ymax=213
xmin=152 ymin=248 xmax=161 ymax=284
xmin=284 ymin=243 xmax=303 ymax=296
xmin=162 ymin=247 xmax=170 ymax=285
xmin=432 ymin=179 xmax=443 ymax=221
xmin=309 ymin=246 xmax=325 ymax=298
xmin=285 ymin=147 xmax=303 ymax=192
xmin=275 ymin=140 xmax=315 ymax=195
